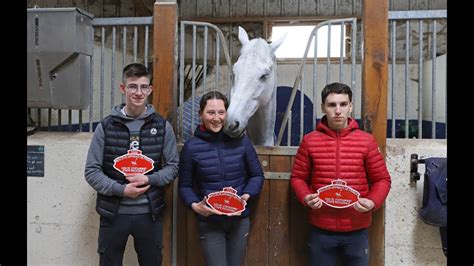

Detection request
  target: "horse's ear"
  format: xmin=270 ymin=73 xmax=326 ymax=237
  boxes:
xmin=238 ymin=26 xmax=250 ymax=46
xmin=270 ymin=32 xmax=287 ymax=53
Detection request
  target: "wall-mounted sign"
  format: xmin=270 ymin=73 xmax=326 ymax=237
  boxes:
xmin=27 ymin=145 xmax=45 ymax=177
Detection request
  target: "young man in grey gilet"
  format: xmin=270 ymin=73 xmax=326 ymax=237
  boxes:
xmin=85 ymin=63 xmax=179 ymax=265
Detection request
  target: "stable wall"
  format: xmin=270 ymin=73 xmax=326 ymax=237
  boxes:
xmin=27 ymin=132 xmax=446 ymax=265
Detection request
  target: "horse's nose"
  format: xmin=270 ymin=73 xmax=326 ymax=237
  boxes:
xmin=228 ymin=121 xmax=240 ymax=131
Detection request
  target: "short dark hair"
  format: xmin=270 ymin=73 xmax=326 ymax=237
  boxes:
xmin=321 ymin=82 xmax=352 ymax=103
xmin=199 ymin=91 xmax=229 ymax=113
xmin=122 ymin=63 xmax=151 ymax=83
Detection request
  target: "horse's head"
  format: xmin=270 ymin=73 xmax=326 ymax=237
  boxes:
xmin=224 ymin=26 xmax=286 ymax=139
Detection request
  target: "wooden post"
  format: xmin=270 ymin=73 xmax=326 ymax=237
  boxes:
xmin=362 ymin=0 xmax=389 ymax=265
xmin=153 ymin=2 xmax=177 ymax=128
xmin=153 ymin=2 xmax=177 ymax=266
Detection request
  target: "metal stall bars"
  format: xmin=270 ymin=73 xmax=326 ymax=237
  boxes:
xmin=89 ymin=16 xmax=153 ymax=132
xmin=388 ymin=10 xmax=447 ymax=139
xmin=178 ymin=21 xmax=233 ymax=143
xmin=276 ymin=18 xmax=358 ymax=146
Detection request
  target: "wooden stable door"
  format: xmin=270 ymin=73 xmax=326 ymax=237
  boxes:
xmin=175 ymin=146 xmax=386 ymax=266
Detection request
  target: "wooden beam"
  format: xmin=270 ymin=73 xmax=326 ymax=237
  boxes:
xmin=362 ymin=0 xmax=388 ymax=162
xmin=180 ymin=15 xmax=362 ymax=24
xmin=153 ymin=3 xmax=177 ymax=266
xmin=362 ymin=0 xmax=389 ymax=266
xmin=153 ymin=2 xmax=177 ymax=128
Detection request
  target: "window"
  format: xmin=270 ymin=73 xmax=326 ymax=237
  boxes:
xmin=271 ymin=24 xmax=347 ymax=60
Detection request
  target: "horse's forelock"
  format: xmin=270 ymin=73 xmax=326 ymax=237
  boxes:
xmin=240 ymin=39 xmax=273 ymax=64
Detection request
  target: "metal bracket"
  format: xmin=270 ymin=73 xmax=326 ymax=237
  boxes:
xmin=410 ymin=153 xmax=425 ymax=184
xmin=264 ymin=172 xmax=291 ymax=180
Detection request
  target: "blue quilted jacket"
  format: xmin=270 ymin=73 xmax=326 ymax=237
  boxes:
xmin=178 ymin=125 xmax=264 ymax=222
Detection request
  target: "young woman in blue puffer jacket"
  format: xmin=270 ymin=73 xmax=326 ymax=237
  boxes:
xmin=178 ymin=91 xmax=264 ymax=266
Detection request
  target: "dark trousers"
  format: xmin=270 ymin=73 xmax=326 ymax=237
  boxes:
xmin=198 ymin=217 xmax=250 ymax=266
xmin=308 ymin=226 xmax=369 ymax=266
xmin=98 ymin=213 xmax=163 ymax=266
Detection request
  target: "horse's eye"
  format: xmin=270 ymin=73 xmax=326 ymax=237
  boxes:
xmin=260 ymin=74 xmax=268 ymax=81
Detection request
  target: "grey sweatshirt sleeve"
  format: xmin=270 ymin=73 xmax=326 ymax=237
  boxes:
xmin=147 ymin=121 xmax=179 ymax=187
xmin=84 ymin=123 xmax=125 ymax=196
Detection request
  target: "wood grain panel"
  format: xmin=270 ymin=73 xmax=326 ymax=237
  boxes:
xmin=102 ymin=0 xmax=118 ymax=17
xmin=265 ymin=0 xmax=282 ymax=16
xmin=215 ymin=0 xmax=230 ymax=17
xmin=362 ymin=1 xmax=388 ymax=265
xmin=153 ymin=4 xmax=178 ymax=265
xmin=337 ymin=0 xmax=354 ymax=16
xmin=86 ymin=0 xmax=103 ymax=17
xmin=299 ymin=0 xmax=318 ymax=16
xmin=369 ymin=207 xmax=386 ymax=266
xmin=390 ymin=0 xmax=410 ymax=10
xmin=282 ymin=0 xmax=299 ymax=16
xmin=176 ymin=193 xmax=188 ymax=266
xmin=162 ymin=184 xmax=174 ymax=266
xmin=179 ymin=0 xmax=197 ymax=20
xmin=410 ymin=0 xmax=431 ymax=9
xmin=268 ymin=155 xmax=291 ymax=266
xmin=353 ymin=0 xmax=362 ymax=16
xmin=247 ymin=179 xmax=270 ymax=265
xmin=319 ymin=0 xmax=336 ymax=16
xmin=289 ymin=186 xmax=309 ymax=265
xmin=187 ymin=208 xmax=206 ymax=265
xmin=247 ymin=0 xmax=265 ymax=17
xmin=153 ymin=3 xmax=177 ymax=125
xmin=230 ymin=0 xmax=247 ymax=17
xmin=196 ymin=0 xmax=213 ymax=17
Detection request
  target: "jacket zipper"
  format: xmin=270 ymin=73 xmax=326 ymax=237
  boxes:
xmin=145 ymin=192 xmax=156 ymax=221
xmin=216 ymin=138 xmax=226 ymax=187
xmin=139 ymin=124 xmax=155 ymax=221
xmin=336 ymin=130 xmax=340 ymax=178
xmin=335 ymin=130 xmax=340 ymax=231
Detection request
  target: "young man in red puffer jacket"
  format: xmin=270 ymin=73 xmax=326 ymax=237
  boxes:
xmin=290 ymin=82 xmax=391 ymax=266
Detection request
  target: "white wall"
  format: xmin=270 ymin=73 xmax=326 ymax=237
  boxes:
xmin=422 ymin=54 xmax=446 ymax=122
xmin=27 ymin=132 xmax=138 ymax=265
xmin=384 ymin=138 xmax=447 ymax=265
xmin=27 ymin=132 xmax=447 ymax=265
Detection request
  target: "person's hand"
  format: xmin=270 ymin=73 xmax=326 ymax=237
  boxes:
xmin=123 ymin=182 xmax=150 ymax=198
xmin=353 ymin=198 xmax=375 ymax=212
xmin=304 ymin=193 xmax=323 ymax=209
xmin=240 ymin=193 xmax=250 ymax=202
xmin=226 ymin=211 xmax=242 ymax=217
xmin=191 ymin=197 xmax=223 ymax=217
xmin=122 ymin=173 xmax=150 ymax=198
xmin=125 ymin=173 xmax=149 ymax=186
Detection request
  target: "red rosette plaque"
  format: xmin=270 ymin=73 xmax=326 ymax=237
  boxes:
xmin=113 ymin=149 xmax=155 ymax=175
xmin=206 ymin=187 xmax=247 ymax=215
xmin=317 ymin=179 xmax=360 ymax=208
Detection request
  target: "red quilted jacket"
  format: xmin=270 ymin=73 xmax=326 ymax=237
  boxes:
xmin=290 ymin=117 xmax=391 ymax=232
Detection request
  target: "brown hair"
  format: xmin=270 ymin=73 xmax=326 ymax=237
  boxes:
xmin=199 ymin=91 xmax=229 ymax=113
xmin=321 ymin=82 xmax=352 ymax=103
xmin=122 ymin=63 xmax=151 ymax=83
